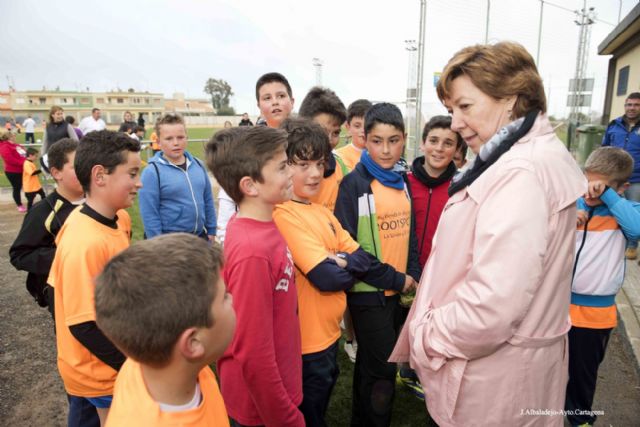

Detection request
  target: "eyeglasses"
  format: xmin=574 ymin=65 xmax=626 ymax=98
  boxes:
xmin=625 ymin=103 xmax=640 ymax=107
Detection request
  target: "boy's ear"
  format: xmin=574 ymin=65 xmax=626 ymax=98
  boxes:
xmin=50 ymin=166 xmax=62 ymax=181
xmin=92 ymin=165 xmax=107 ymax=188
xmin=176 ymin=327 xmax=205 ymax=361
xmin=238 ymin=176 xmax=258 ymax=198
xmin=619 ymin=181 xmax=630 ymax=194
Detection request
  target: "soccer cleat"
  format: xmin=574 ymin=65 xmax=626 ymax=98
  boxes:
xmin=625 ymin=247 xmax=638 ymax=260
xmin=344 ymin=340 xmax=357 ymax=363
xmin=396 ymin=370 xmax=425 ymax=400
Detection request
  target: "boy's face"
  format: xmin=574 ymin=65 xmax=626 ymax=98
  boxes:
xmin=257 ymin=82 xmax=294 ymax=128
xmin=584 ymin=171 xmax=625 ymax=207
xmin=313 ymin=113 xmax=342 ymax=149
xmin=27 ymin=153 xmax=37 ymax=161
xmin=346 ymin=116 xmax=365 ymax=149
xmin=290 ymin=157 xmax=325 ymax=202
xmin=421 ymin=127 xmax=457 ymax=173
xmin=103 ymin=151 xmax=142 ymax=210
xmin=453 ymin=149 xmax=466 ymax=169
xmin=253 ymin=149 xmax=293 ymax=205
xmin=52 ymin=151 xmax=84 ymax=199
xmin=158 ymin=124 xmax=188 ymax=164
xmin=200 ymin=274 xmax=236 ymax=363
xmin=365 ymin=123 xmax=405 ymax=170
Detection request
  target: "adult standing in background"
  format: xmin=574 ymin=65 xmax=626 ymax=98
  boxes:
xmin=391 ymin=41 xmax=586 ymax=426
xmin=42 ymin=106 xmax=78 ymax=154
xmin=0 ymin=131 xmax=26 ymax=212
xmin=238 ymin=112 xmax=253 ymax=126
xmin=78 ymin=108 xmax=106 ymax=135
xmin=602 ymin=92 xmax=640 ymax=259
xmin=137 ymin=112 xmax=145 ymax=128
xmin=118 ymin=111 xmax=137 ymax=134
xmin=22 ymin=115 xmax=36 ymax=144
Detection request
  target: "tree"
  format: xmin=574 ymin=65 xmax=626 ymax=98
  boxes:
xmin=204 ymin=78 xmax=234 ymax=111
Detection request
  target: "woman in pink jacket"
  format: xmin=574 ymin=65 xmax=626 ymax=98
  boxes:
xmin=0 ymin=131 xmax=26 ymax=211
xmin=391 ymin=42 xmax=586 ymax=426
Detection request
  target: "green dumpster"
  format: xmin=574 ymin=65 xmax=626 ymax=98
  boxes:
xmin=576 ymin=124 xmax=605 ymax=167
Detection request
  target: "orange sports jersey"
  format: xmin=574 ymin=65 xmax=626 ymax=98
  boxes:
xmin=106 ymin=360 xmax=229 ymax=427
xmin=150 ymin=131 xmax=160 ymax=151
xmin=22 ymin=159 xmax=42 ymax=193
xmin=335 ymin=144 xmax=363 ymax=171
xmin=370 ymin=180 xmax=411 ymax=296
xmin=48 ymin=206 xmax=131 ymax=397
xmin=309 ymin=163 xmax=344 ymax=213
xmin=274 ymin=200 xmax=359 ymax=354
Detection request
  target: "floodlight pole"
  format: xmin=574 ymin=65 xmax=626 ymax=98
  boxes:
xmin=414 ymin=0 xmax=427 ymax=159
xmin=485 ymin=0 xmax=491 ymax=44
xmin=312 ymin=58 xmax=323 ymax=86
xmin=536 ymin=0 xmax=544 ymax=66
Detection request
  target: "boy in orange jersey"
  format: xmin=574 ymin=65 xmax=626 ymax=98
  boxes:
xmin=206 ymin=127 xmax=304 ymax=426
xmin=298 ymin=86 xmax=347 ymax=212
xmin=275 ymin=118 xmax=399 ymax=427
xmin=47 ymin=130 xmax=141 ymax=426
xmin=22 ymin=147 xmax=46 ymax=210
xmin=335 ymin=99 xmax=373 ymax=171
xmin=95 ymin=233 xmax=235 ymax=427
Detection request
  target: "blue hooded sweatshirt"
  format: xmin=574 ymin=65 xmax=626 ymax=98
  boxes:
xmin=139 ymin=151 xmax=216 ymax=239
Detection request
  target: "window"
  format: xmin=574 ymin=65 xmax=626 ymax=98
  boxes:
xmin=117 ymin=98 xmax=124 ymax=104
xmin=96 ymin=98 xmax=104 ymax=104
xmin=81 ymin=97 xmax=90 ymax=104
xmin=617 ymin=66 xmax=630 ymax=96
xmin=39 ymin=97 xmax=46 ymax=104
xmin=14 ymin=98 xmax=24 ymax=104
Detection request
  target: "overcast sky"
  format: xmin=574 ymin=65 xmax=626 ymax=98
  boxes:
xmin=1 ymin=0 xmax=637 ymax=119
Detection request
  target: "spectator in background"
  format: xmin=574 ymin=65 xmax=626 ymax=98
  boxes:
xmin=23 ymin=115 xmax=36 ymax=144
xmin=65 ymin=116 xmax=83 ymax=140
xmin=224 ymin=120 xmax=233 ymax=129
xmin=0 ymin=130 xmax=26 ymax=212
xmin=118 ymin=111 xmax=137 ymax=134
xmin=42 ymin=106 xmax=78 ymax=155
xmin=137 ymin=112 xmax=145 ymax=128
xmin=602 ymin=92 xmax=640 ymax=259
xmin=238 ymin=112 xmax=253 ymax=126
xmin=78 ymin=108 xmax=106 ymax=135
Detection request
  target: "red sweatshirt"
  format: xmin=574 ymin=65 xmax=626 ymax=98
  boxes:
xmin=0 ymin=140 xmax=26 ymax=173
xmin=217 ymin=215 xmax=304 ymax=427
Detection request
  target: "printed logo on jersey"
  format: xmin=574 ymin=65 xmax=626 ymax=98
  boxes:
xmin=275 ymin=248 xmax=294 ymax=292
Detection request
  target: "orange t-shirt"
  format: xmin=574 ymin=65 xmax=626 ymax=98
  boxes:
xmin=22 ymin=160 xmax=42 ymax=193
xmin=274 ymin=200 xmax=360 ymax=354
xmin=106 ymin=360 xmax=229 ymax=427
xmin=150 ymin=131 xmax=159 ymax=151
xmin=371 ymin=180 xmax=411 ymax=296
xmin=309 ymin=160 xmax=344 ymax=213
xmin=48 ymin=206 xmax=131 ymax=397
xmin=335 ymin=144 xmax=362 ymax=171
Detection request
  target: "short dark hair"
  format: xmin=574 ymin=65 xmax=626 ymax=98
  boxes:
xmin=280 ymin=117 xmax=331 ymax=163
xmin=47 ymin=138 xmax=78 ymax=173
xmin=91 ymin=108 xmax=100 ymax=113
xmin=627 ymin=92 xmax=640 ymax=101
xmin=95 ymin=234 xmax=223 ymax=367
xmin=74 ymin=130 xmax=141 ymax=193
xmin=347 ymin=99 xmax=373 ymax=124
xmin=65 ymin=115 xmax=75 ymax=125
xmin=206 ymin=126 xmax=287 ymax=204
xmin=364 ymin=102 xmax=405 ymax=136
xmin=457 ymin=140 xmax=468 ymax=158
xmin=298 ymin=87 xmax=347 ymax=125
xmin=255 ymin=72 xmax=292 ymax=101
xmin=421 ymin=115 xmax=464 ymax=149
xmin=134 ymin=125 xmax=145 ymax=133
xmin=26 ymin=147 xmax=38 ymax=156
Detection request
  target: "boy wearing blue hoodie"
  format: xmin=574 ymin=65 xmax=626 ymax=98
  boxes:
xmin=139 ymin=113 xmax=216 ymax=240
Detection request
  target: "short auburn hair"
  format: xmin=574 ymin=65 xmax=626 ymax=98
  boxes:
xmin=95 ymin=233 xmax=223 ymax=367
xmin=436 ymin=41 xmax=546 ymax=119
xmin=154 ymin=113 xmax=186 ymax=137
xmin=585 ymin=147 xmax=634 ymax=187
xmin=206 ymin=126 xmax=287 ymax=204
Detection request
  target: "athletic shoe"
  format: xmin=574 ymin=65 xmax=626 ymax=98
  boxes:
xmin=17 ymin=205 xmax=26 ymax=213
xmin=344 ymin=340 xmax=357 ymax=363
xmin=397 ymin=369 xmax=425 ymax=400
xmin=625 ymin=247 xmax=637 ymax=260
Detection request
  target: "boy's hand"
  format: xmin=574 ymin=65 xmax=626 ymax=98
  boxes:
xmin=327 ymin=253 xmax=347 ymax=269
xmin=402 ymin=275 xmax=417 ymax=294
xmin=585 ymin=180 xmax=608 ymax=201
xmin=577 ymin=210 xmax=588 ymax=227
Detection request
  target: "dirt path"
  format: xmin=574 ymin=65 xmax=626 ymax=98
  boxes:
xmin=0 ymin=201 xmax=67 ymax=426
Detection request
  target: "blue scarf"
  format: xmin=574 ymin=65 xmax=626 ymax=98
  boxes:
xmin=360 ymin=150 xmax=404 ymax=190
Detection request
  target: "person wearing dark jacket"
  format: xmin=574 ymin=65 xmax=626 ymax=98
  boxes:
xmin=117 ymin=111 xmax=138 ymax=134
xmin=238 ymin=112 xmax=254 ymax=126
xmin=10 ymin=138 xmax=85 ymax=317
xmin=42 ymin=105 xmax=79 ymax=154
xmin=334 ymin=103 xmax=421 ymax=427
xmin=409 ymin=115 xmax=462 ymax=267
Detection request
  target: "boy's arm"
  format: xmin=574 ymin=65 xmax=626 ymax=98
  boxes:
xmin=202 ymin=167 xmax=217 ymax=237
xmin=216 ymin=188 xmax=236 ymax=244
xmin=9 ymin=204 xmax=56 ymax=275
xmin=227 ymin=257 xmax=305 ymax=427
xmin=69 ymin=322 xmax=125 ymax=371
xmin=138 ymin=167 xmax=162 ymax=238
xmin=600 ymin=188 xmax=640 ymax=240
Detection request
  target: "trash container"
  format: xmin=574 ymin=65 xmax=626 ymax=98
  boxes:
xmin=576 ymin=124 xmax=606 ymax=167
